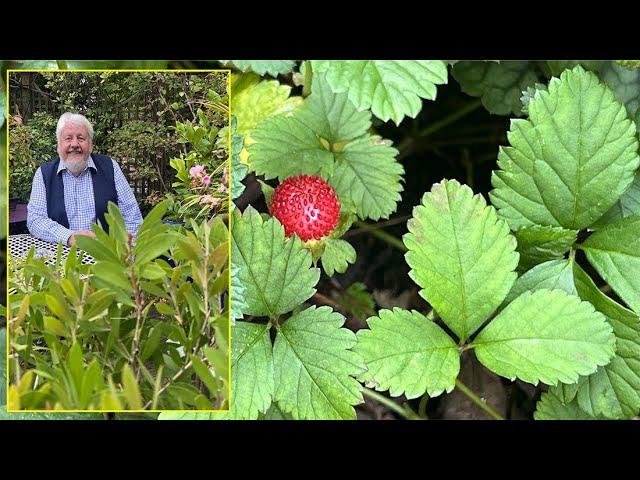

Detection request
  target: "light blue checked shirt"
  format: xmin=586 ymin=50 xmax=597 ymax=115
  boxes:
xmin=27 ymin=155 xmax=143 ymax=245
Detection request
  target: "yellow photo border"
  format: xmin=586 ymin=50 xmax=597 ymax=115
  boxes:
xmin=5 ymin=67 xmax=233 ymax=415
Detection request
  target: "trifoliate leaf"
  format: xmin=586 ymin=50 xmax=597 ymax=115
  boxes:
xmin=355 ymin=308 xmax=460 ymax=398
xmin=249 ymin=74 xmax=403 ymax=220
xmin=514 ymin=225 xmax=578 ymax=273
xmin=593 ymin=171 xmax=640 ymax=227
xmin=600 ymin=61 xmax=640 ymax=130
xmin=231 ymin=74 xmax=302 ymax=137
xmin=473 ymin=289 xmax=616 ymax=386
xmin=230 ymin=263 xmax=246 ymax=322
xmin=504 ymin=259 xmax=576 ymax=304
xmin=452 ymin=61 xmax=540 ymax=115
xmin=225 ymin=322 xmax=274 ymax=419
xmin=491 ymin=66 xmax=640 ymax=230
xmin=273 ymin=306 xmax=364 ymax=420
xmin=581 ymin=214 xmax=640 ymax=312
xmin=404 ymin=179 xmax=518 ymax=341
xmin=321 ymin=238 xmax=356 ymax=276
xmin=230 ymin=117 xmax=247 ymax=200
xmin=572 ymin=264 xmax=640 ymax=419
xmin=220 ymin=60 xmax=296 ymax=77
xmin=231 ymin=206 xmax=320 ymax=318
xmin=534 ymin=391 xmax=598 ymax=420
xmin=312 ymin=60 xmax=448 ymax=125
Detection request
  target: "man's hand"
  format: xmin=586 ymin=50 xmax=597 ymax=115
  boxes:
xmin=68 ymin=230 xmax=96 ymax=246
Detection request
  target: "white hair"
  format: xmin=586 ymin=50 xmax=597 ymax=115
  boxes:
xmin=56 ymin=112 xmax=94 ymax=142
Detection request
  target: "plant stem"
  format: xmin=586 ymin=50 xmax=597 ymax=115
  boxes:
xmin=355 ymin=221 xmax=407 ymax=252
xmin=362 ymin=388 xmax=421 ymax=420
xmin=418 ymin=394 xmax=430 ymax=419
xmin=343 ymin=215 xmax=411 ymax=239
xmin=454 ymin=379 xmax=504 ymax=420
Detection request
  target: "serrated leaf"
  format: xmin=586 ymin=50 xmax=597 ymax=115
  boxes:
xmin=404 ymin=179 xmax=518 ymax=341
xmin=594 ymin=170 xmax=640 ymax=227
xmin=230 ymin=263 xmax=246 ymax=322
xmin=581 ymin=214 xmax=640 ymax=312
xmin=572 ymin=263 xmax=640 ymax=418
xmin=312 ymin=60 xmax=448 ymax=125
xmin=544 ymin=61 xmax=605 ymax=76
xmin=453 ymin=61 xmax=540 ymax=115
xmin=231 ymin=206 xmax=319 ymax=317
xmin=231 ymin=74 xmax=302 ymax=137
xmin=231 ymin=117 xmax=248 ymax=200
xmin=249 ymin=74 xmax=403 ymax=220
xmin=504 ymin=259 xmax=576 ymax=304
xmin=321 ymin=238 xmax=356 ymax=276
xmin=534 ymin=391 xmax=598 ymax=420
xmin=514 ymin=225 xmax=578 ymax=272
xmin=273 ymin=306 xmax=364 ymax=420
xmin=491 ymin=66 xmax=640 ymax=231
xmin=355 ymin=308 xmax=460 ymax=398
xmin=473 ymin=289 xmax=616 ymax=386
xmin=600 ymin=61 xmax=640 ymax=131
xmin=221 ymin=60 xmax=296 ymax=76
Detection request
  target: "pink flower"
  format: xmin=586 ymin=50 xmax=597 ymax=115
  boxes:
xmin=201 ymin=175 xmax=211 ymax=185
xmin=189 ymin=165 xmax=206 ymax=178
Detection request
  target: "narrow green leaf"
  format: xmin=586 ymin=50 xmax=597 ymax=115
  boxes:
xmin=582 ymin=214 xmax=640 ymax=312
xmin=191 ymin=356 xmax=219 ymax=398
xmin=404 ymin=179 xmax=518 ymax=341
xmin=473 ymin=289 xmax=616 ymax=386
xmin=355 ymin=308 xmax=460 ymax=398
xmin=273 ymin=306 xmax=364 ymax=420
xmin=121 ymin=364 xmax=143 ymax=410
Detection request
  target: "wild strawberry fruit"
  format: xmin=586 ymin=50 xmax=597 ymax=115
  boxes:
xmin=270 ymin=175 xmax=340 ymax=241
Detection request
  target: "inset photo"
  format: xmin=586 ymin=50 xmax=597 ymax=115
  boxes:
xmin=6 ymin=69 xmax=230 ymax=411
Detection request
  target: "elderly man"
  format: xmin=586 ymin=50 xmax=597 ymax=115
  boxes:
xmin=27 ymin=112 xmax=143 ymax=246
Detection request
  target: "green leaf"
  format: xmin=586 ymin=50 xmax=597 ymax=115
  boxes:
xmin=504 ymin=259 xmax=576 ymax=304
xmin=134 ymin=232 xmax=177 ymax=268
xmin=231 ymin=206 xmax=319 ymax=318
xmin=593 ymin=171 xmax=640 ymax=227
xmin=581 ymin=214 xmax=640 ymax=312
xmin=404 ymin=179 xmax=518 ymax=341
xmin=321 ymin=238 xmax=356 ymax=276
xmin=452 ymin=61 xmax=540 ymax=115
xmin=544 ymin=61 xmax=605 ymax=76
xmin=221 ymin=60 xmax=296 ymax=76
xmin=473 ymin=289 xmax=616 ymax=386
xmin=514 ymin=225 xmax=578 ymax=272
xmin=312 ymin=60 xmax=448 ymax=125
xmin=491 ymin=66 xmax=640 ymax=230
xmin=572 ymin=264 xmax=640 ymax=418
xmin=191 ymin=356 xmax=219 ymax=398
xmin=230 ymin=263 xmax=246 ymax=322
xmin=273 ymin=306 xmax=364 ymax=420
xmin=534 ymin=391 xmax=598 ymax=420
xmin=230 ymin=117 xmax=247 ymax=200
xmin=92 ymin=261 xmax=131 ymax=292
xmin=249 ymin=74 xmax=403 ymax=220
xmin=355 ymin=308 xmax=460 ymax=398
xmin=122 ymin=364 xmax=142 ymax=410
xmin=616 ymin=60 xmax=640 ymax=71
xmin=599 ymin=61 xmax=640 ymax=128
xmin=231 ymin=75 xmax=302 ymax=137
xmin=226 ymin=322 xmax=274 ymax=419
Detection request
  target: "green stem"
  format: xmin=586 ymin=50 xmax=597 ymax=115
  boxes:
xmin=398 ymin=98 xmax=483 ymax=153
xmin=355 ymin=221 xmax=407 ymax=252
xmin=363 ymin=388 xmax=421 ymax=420
xmin=418 ymin=394 xmax=430 ymax=419
xmin=455 ymin=379 xmax=504 ymax=420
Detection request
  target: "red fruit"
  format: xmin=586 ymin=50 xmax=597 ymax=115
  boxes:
xmin=270 ymin=175 xmax=340 ymax=241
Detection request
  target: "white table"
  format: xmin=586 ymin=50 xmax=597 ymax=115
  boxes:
xmin=9 ymin=234 xmax=96 ymax=265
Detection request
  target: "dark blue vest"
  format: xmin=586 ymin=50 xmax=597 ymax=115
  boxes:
xmin=39 ymin=153 xmax=118 ymax=232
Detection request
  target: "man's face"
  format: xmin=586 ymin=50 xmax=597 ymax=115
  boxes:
xmin=57 ymin=122 xmax=92 ymax=175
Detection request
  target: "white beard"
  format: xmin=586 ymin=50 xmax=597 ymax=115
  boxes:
xmin=64 ymin=156 xmax=89 ymax=176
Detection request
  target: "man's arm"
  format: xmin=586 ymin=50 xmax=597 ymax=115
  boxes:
xmin=27 ymin=167 xmax=75 ymax=245
xmin=113 ymin=160 xmax=143 ymax=235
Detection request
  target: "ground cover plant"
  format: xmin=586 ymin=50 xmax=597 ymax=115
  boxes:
xmin=1 ymin=60 xmax=639 ymax=420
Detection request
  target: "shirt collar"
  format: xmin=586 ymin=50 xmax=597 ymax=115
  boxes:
xmin=57 ymin=154 xmax=96 ymax=175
